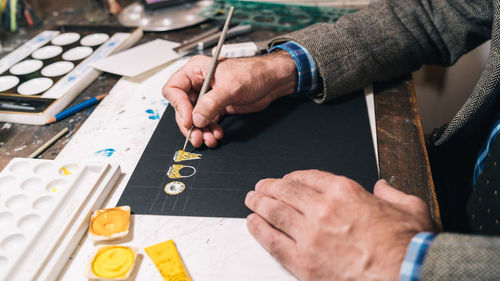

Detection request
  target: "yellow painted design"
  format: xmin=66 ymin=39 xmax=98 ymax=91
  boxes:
xmin=167 ymin=164 xmax=196 ymax=179
xmin=92 ymin=246 xmax=135 ymax=279
xmin=164 ymin=181 xmax=185 ymax=195
xmin=89 ymin=206 xmax=130 ymax=237
xmin=173 ymin=150 xmax=201 ymax=162
xmin=144 ymin=240 xmax=191 ymax=281
xmin=51 ymin=187 xmax=59 ymax=192
xmin=61 ymin=167 xmax=71 ymax=175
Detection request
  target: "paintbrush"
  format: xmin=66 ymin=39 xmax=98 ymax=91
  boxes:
xmin=182 ymin=6 xmax=235 ymax=151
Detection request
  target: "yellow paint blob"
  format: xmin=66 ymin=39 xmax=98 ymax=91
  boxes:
xmin=61 ymin=167 xmax=71 ymax=175
xmin=50 ymin=187 xmax=59 ymax=192
xmin=173 ymin=150 xmax=201 ymax=162
xmin=89 ymin=206 xmax=130 ymax=237
xmin=92 ymin=246 xmax=135 ymax=279
xmin=145 ymin=240 xmax=191 ymax=281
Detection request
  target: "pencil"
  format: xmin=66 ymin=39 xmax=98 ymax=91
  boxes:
xmin=28 ymin=127 xmax=69 ymax=158
xmin=45 ymin=94 xmax=107 ymax=125
xmin=182 ymin=6 xmax=235 ymax=151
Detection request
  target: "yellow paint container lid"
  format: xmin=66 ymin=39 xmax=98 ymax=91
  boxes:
xmin=86 ymin=245 xmax=138 ymax=280
xmin=88 ymin=206 xmax=131 ymax=241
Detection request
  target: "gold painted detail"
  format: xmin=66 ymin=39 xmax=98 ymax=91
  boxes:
xmin=167 ymin=164 xmax=196 ymax=179
xmin=145 ymin=240 xmax=192 ymax=281
xmin=174 ymin=150 xmax=202 ymax=162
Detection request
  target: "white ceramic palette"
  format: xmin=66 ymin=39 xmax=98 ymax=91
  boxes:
xmin=17 ymin=77 xmax=53 ymax=95
xmin=0 ymin=158 xmax=121 ymax=281
xmin=62 ymin=46 xmax=93 ymax=61
xmin=50 ymin=32 xmax=81 ymax=46
xmin=9 ymin=59 xmax=43 ymax=75
xmin=81 ymin=33 xmax=110 ymax=46
xmin=31 ymin=45 xmax=63 ymax=60
xmin=41 ymin=61 xmax=74 ymax=77
xmin=0 ymin=76 xmax=19 ymax=92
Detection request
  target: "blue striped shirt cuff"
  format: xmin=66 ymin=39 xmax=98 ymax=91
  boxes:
xmin=269 ymin=41 xmax=319 ymax=97
xmin=399 ymin=232 xmax=436 ymax=281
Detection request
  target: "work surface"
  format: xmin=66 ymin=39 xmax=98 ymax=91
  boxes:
xmin=0 ymin=1 xmax=440 ymax=280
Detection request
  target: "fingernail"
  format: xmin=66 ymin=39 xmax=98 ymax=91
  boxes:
xmin=379 ymin=179 xmax=388 ymax=184
xmin=255 ymin=179 xmax=265 ymax=190
xmin=193 ymin=113 xmax=208 ymax=127
xmin=246 ymin=191 xmax=255 ymax=201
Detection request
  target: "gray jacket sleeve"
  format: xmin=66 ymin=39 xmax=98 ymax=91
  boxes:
xmin=421 ymin=233 xmax=500 ymax=280
xmin=270 ymin=0 xmax=493 ymax=103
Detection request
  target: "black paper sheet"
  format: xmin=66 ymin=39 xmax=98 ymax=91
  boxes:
xmin=118 ymin=92 xmax=378 ymax=218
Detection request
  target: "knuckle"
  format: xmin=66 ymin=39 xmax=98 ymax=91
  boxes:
xmin=268 ymin=207 xmax=290 ymax=230
xmin=315 ymin=202 xmax=334 ymax=221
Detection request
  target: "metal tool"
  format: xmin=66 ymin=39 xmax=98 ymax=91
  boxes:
xmin=173 ymin=24 xmax=251 ymax=54
xmin=182 ymin=6 xmax=235 ymax=151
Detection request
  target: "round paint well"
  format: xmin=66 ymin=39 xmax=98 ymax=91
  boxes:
xmin=20 ymin=178 xmax=42 ymax=192
xmin=46 ymin=179 xmax=67 ymax=193
xmin=0 ymin=256 xmax=8 ymax=270
xmin=59 ymin=164 xmax=78 ymax=176
xmin=9 ymin=160 xmax=30 ymax=173
xmin=0 ymin=76 xmax=20 ymax=92
xmin=33 ymin=162 xmax=55 ymax=175
xmin=0 ymin=176 xmax=16 ymax=189
xmin=17 ymin=78 xmax=53 ymax=95
xmin=51 ymin=32 xmax=81 ymax=46
xmin=0 ymin=212 xmax=13 ymax=227
xmin=6 ymin=194 xmax=28 ymax=210
xmin=80 ymin=33 xmax=109 ymax=46
xmin=9 ymin=59 xmax=43 ymax=75
xmin=17 ymin=214 xmax=40 ymax=231
xmin=62 ymin=46 xmax=93 ymax=61
xmin=1 ymin=234 xmax=25 ymax=251
xmin=41 ymin=61 xmax=74 ymax=77
xmin=33 ymin=196 xmax=54 ymax=211
xmin=31 ymin=45 xmax=63 ymax=60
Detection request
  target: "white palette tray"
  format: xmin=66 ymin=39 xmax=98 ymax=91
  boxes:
xmin=0 ymin=158 xmax=121 ymax=281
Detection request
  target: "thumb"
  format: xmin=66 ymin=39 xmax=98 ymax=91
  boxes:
xmin=192 ymin=88 xmax=231 ymax=128
xmin=373 ymin=179 xmax=427 ymax=214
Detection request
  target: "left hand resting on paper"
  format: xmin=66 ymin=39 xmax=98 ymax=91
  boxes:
xmin=245 ymin=170 xmax=433 ymax=281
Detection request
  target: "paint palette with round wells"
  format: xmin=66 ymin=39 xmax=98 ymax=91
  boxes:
xmin=0 ymin=26 xmax=143 ymax=125
xmin=0 ymin=158 xmax=121 ymax=281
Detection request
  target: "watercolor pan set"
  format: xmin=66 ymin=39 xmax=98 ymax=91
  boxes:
xmin=0 ymin=158 xmax=121 ymax=281
xmin=0 ymin=25 xmax=142 ymax=125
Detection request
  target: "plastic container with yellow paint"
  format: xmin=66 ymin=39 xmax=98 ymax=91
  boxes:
xmin=88 ymin=206 xmax=131 ymax=241
xmin=86 ymin=245 xmax=138 ymax=280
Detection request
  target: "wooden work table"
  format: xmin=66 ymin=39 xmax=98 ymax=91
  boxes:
xmin=0 ymin=0 xmax=440 ymax=270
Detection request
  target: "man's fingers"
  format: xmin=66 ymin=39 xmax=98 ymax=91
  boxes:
xmin=255 ymin=178 xmax=319 ymax=214
xmin=202 ymin=127 xmax=218 ymax=148
xmin=245 ymin=191 xmax=304 ymax=239
xmin=246 ymin=213 xmax=296 ymax=266
xmin=281 ymin=170 xmax=338 ymax=193
xmin=189 ymin=127 xmax=204 ymax=148
xmin=209 ymin=122 xmax=224 ymax=140
xmin=193 ymin=88 xmax=233 ymax=128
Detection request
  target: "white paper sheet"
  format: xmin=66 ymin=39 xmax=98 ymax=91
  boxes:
xmin=92 ymin=39 xmax=181 ymax=77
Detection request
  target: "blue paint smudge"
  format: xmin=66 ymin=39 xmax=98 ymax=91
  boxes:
xmin=146 ymin=109 xmax=160 ymax=120
xmin=160 ymin=98 xmax=169 ymax=107
xmin=94 ymin=148 xmax=115 ymax=157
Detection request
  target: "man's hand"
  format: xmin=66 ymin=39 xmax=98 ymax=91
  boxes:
xmin=162 ymin=51 xmax=297 ymax=148
xmin=245 ymin=170 xmax=433 ymax=281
